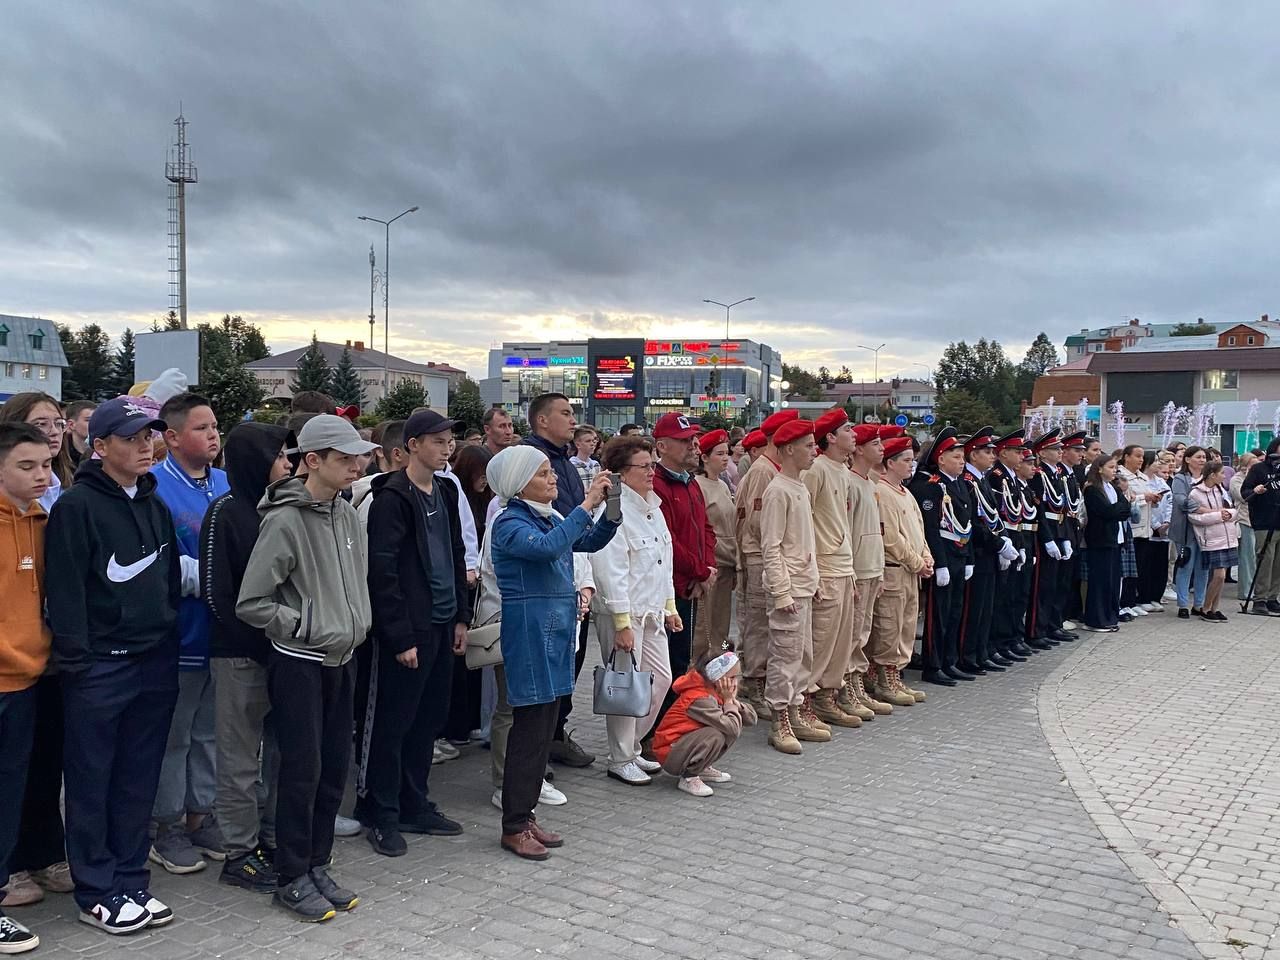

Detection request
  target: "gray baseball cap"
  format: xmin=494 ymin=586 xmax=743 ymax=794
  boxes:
xmin=296 ymin=414 xmax=379 ymax=455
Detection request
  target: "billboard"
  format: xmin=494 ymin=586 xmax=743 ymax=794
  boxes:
xmin=135 ymin=330 xmax=202 ymax=386
xmin=593 ymin=355 xmax=637 ymax=400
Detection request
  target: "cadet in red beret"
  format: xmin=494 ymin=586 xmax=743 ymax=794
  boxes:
xmin=760 ymin=409 xmax=800 ymax=438
xmin=694 ymin=429 xmax=737 ymax=659
xmin=877 ymin=425 xmax=905 ymax=441
xmin=757 ymin=419 xmax=821 ymax=754
xmin=697 ymin=429 xmax=729 ymax=458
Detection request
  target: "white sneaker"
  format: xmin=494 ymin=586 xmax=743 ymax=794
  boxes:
xmin=1163 ymin=587 xmax=1178 ymax=601
xmin=700 ymin=765 xmax=732 ymax=783
xmin=606 ymin=761 xmax=651 ymax=786
xmin=1062 ymin=620 xmax=1078 ymax=631
xmin=333 ymin=815 xmax=363 ymax=838
xmin=79 ymin=894 xmax=151 ymax=935
xmin=490 ymin=789 xmax=503 ymax=811
xmin=539 ymin=780 xmax=567 ymax=806
xmin=434 ymin=739 xmax=460 ymax=761
xmin=1132 ymin=606 xmax=1149 ymax=616
xmin=1144 ymin=602 xmax=1163 ymax=613
xmin=678 ymin=776 xmax=714 ymax=798
xmin=128 ymin=890 xmax=173 ymax=927
xmin=633 ymin=756 xmax=662 ymax=774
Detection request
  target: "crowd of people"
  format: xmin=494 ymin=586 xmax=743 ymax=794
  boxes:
xmin=1 ymin=380 xmax=1279 ymax=952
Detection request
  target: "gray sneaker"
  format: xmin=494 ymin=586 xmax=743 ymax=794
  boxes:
xmin=149 ymin=822 xmax=206 ymax=875
xmin=186 ymin=814 xmax=226 ymax=862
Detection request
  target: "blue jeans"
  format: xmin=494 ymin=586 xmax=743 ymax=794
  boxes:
xmin=1174 ymin=539 xmax=1208 ymax=609
xmin=153 ymin=668 xmax=217 ymax=824
xmin=1237 ymin=525 xmax=1257 ymax=600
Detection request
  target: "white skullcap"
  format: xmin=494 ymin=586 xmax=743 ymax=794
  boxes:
xmin=486 ymin=445 xmax=549 ymax=505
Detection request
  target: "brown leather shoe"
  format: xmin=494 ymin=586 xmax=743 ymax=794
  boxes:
xmin=501 ymin=830 xmax=550 ymax=861
xmin=528 ymin=819 xmax=563 ymax=849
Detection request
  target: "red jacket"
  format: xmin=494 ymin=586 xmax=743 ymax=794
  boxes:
xmin=652 ymin=464 xmax=716 ymax=599
xmin=651 ymin=671 xmax=721 ymax=763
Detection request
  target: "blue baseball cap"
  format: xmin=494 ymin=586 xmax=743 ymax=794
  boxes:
xmin=88 ymin=397 xmax=166 ymax=444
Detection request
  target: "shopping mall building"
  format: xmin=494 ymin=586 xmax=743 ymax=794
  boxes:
xmin=480 ymin=337 xmax=785 ymax=432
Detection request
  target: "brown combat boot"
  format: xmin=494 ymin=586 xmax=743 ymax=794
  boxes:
xmin=873 ymin=664 xmax=916 ymax=707
xmin=812 ymin=689 xmax=863 ymax=728
xmin=838 ymin=674 xmax=876 ymax=721
xmin=853 ymin=672 xmax=893 ymax=716
xmin=768 ymin=706 xmax=803 ymax=755
xmin=742 ymin=677 xmax=771 ymax=716
xmin=792 ymin=698 xmax=833 ymax=742
xmin=883 ymin=663 xmax=926 ymax=703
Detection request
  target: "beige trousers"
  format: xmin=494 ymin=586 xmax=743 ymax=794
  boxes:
xmin=737 ymin=560 xmax=771 ymax=679
xmin=694 ymin=565 xmax=736 ymax=664
xmin=807 ymin=575 xmax=856 ymax=693
xmin=869 ymin=566 xmax=919 ymax=669
xmin=848 ymin=576 xmax=882 ymax=674
xmin=765 ymin=596 xmax=814 ymax=710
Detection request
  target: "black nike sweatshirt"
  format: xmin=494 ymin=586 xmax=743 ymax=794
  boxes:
xmin=46 ymin=459 xmax=182 ymax=673
xmin=200 ymin=422 xmax=290 ymax=663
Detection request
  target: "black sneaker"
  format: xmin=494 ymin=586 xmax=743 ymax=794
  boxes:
xmin=368 ymin=826 xmax=408 ymax=857
xmin=1191 ymin=607 xmax=1204 ymax=617
xmin=1177 ymin=609 xmax=1190 ymax=619
xmin=1251 ymin=602 xmax=1272 ymax=616
xmin=309 ymin=867 xmax=359 ymax=911
xmin=78 ymin=892 xmax=152 ymax=935
xmin=220 ymin=849 xmax=278 ymax=893
xmin=399 ymin=808 xmax=463 ymax=837
xmin=127 ymin=890 xmax=173 ymax=927
xmin=1268 ymin=599 xmax=1280 ymax=616
xmin=0 ymin=913 xmax=38 ymax=953
xmin=274 ymin=874 xmax=336 ymax=922
xmin=1210 ymin=611 xmax=1229 ymax=623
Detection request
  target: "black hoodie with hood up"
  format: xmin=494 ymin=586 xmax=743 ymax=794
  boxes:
xmin=201 ymin=421 xmax=290 ymax=662
xmin=46 ymin=459 xmax=182 ymax=673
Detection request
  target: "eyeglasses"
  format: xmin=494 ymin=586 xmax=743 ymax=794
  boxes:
xmin=623 ymin=462 xmax=656 ymax=472
xmin=29 ymin=418 xmax=67 ymax=434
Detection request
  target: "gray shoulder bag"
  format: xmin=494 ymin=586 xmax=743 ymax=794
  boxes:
xmin=592 ymin=650 xmax=654 ymax=718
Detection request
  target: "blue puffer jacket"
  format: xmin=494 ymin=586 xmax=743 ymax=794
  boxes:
xmin=491 ymin=497 xmax=618 ymax=707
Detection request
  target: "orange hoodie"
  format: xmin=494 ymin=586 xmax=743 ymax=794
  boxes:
xmin=0 ymin=495 xmax=51 ymax=691
xmin=651 ymin=669 xmax=757 ymax=763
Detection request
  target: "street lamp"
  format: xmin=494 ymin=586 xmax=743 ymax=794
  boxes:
xmin=703 ymin=296 xmax=755 ymax=342
xmin=856 ymin=342 xmax=886 ymax=385
xmin=358 ymin=205 xmax=419 ymax=397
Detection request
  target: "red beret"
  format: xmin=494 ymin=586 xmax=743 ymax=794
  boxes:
xmin=882 ymin=437 xmax=914 ymax=460
xmin=852 ymin=424 xmax=881 ymax=446
xmin=761 ymin=409 xmax=800 ymax=437
xmin=877 ymin=425 xmax=904 ymax=440
xmin=697 ymin=429 xmax=730 ymax=457
xmin=772 ymin=419 xmax=814 ymax=447
xmin=813 ymin=408 xmax=849 ymax=442
xmin=742 ymin=430 xmax=766 ymax=451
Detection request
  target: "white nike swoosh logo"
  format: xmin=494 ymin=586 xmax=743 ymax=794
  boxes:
xmin=106 ymin=544 xmax=167 ymax=582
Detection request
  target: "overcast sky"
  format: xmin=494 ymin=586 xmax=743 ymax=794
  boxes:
xmin=3 ymin=2 xmax=1278 ymax=380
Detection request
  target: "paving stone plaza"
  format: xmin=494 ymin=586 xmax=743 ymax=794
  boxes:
xmin=18 ymin=612 xmax=1278 ymax=960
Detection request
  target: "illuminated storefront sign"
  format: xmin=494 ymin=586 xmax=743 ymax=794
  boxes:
xmin=644 ymin=354 xmax=694 ymax=367
xmin=644 ymin=341 xmax=742 ymax=355
xmin=593 ymin=356 xmax=636 ymax=401
xmin=548 ymin=356 xmax=585 ymax=366
xmin=504 ymin=355 xmax=585 ymax=368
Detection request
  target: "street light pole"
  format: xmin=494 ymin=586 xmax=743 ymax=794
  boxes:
xmin=358 ymin=205 xmax=418 ymax=400
xmin=703 ymin=296 xmax=755 ymax=343
xmin=856 ymin=342 xmax=886 ymax=386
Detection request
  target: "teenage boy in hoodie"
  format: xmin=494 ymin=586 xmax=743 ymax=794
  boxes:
xmin=361 ymin=410 xmax=469 ymax=857
xmin=149 ymin=393 xmax=231 ymax=875
xmin=46 ymin=398 xmax=182 ymax=935
xmin=0 ymin=423 xmax=54 ymax=954
xmin=201 ymin=421 xmax=291 ymax=892
xmin=236 ymin=415 xmax=376 ymax=922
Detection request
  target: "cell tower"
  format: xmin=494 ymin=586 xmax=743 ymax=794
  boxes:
xmin=165 ymin=109 xmax=198 ymax=329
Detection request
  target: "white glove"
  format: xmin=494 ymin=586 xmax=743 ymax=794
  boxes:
xmin=179 ymin=554 xmax=200 ymax=598
xmin=998 ymin=537 xmax=1019 ymax=563
xmin=935 ymin=567 xmax=951 ymax=588
xmin=998 ymin=554 xmax=1012 ymax=572
xmin=1060 ymin=540 xmax=1073 ymax=561
xmin=1018 ymin=548 xmax=1027 ymax=569
xmin=964 ymin=565 xmax=974 ymax=581
xmin=1044 ymin=541 xmax=1062 ymax=561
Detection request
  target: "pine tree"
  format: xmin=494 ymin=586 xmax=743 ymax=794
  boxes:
xmin=66 ymin=324 xmax=114 ymax=401
xmin=196 ymin=315 xmax=270 ymax=425
xmin=57 ymin=324 xmax=83 ymax=400
xmin=330 ymin=346 xmax=367 ymax=408
xmin=374 ymin=378 xmax=428 ymax=420
xmin=448 ymin=377 xmax=486 ymax=431
xmin=290 ymin=333 xmax=332 ymax=395
xmin=110 ymin=328 xmax=136 ymax=396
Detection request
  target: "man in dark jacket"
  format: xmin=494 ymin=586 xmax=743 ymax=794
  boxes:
xmin=521 ymin=392 xmax=594 ymax=767
xmin=1241 ymin=437 xmax=1280 ymax=614
xmin=200 ymin=421 xmax=290 ymax=891
xmin=361 ymin=410 xmax=469 ymax=857
xmin=46 ymin=398 xmax=182 ymax=935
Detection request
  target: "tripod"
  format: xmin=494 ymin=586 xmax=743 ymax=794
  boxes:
xmin=1239 ymin=524 xmax=1277 ymax=613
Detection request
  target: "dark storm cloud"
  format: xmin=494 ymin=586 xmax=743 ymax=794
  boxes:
xmin=3 ymin=2 xmax=1280 ymax=374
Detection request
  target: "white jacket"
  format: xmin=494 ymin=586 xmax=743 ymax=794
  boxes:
xmin=590 ymin=484 xmax=676 ymax=626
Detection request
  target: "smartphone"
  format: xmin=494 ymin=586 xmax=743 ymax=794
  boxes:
xmin=605 ymin=472 xmax=623 ymax=523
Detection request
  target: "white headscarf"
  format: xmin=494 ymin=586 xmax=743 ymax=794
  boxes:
xmin=486 ymin=445 xmax=550 ymax=509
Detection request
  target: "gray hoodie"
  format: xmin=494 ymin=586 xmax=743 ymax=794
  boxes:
xmin=235 ymin=477 xmax=372 ymax=667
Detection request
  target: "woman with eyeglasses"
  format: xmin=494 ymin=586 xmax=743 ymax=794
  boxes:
xmin=0 ymin=393 xmax=76 ymax=909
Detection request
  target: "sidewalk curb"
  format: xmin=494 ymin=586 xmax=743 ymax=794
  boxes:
xmin=1036 ymin=633 xmax=1240 ymax=960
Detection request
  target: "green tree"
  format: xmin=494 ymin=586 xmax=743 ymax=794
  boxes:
xmin=818 ymin=365 xmax=832 ymax=386
xmin=374 ymin=378 xmax=428 ymax=420
xmin=215 ymin=314 xmax=270 ymax=363
xmin=934 ymin=387 xmax=998 ymax=433
xmin=290 ymin=333 xmax=332 ymax=395
xmin=448 ymin=377 xmax=486 ymax=431
xmin=1171 ymin=319 xmax=1216 ymax=336
xmin=196 ymin=315 xmax=269 ymax=426
xmin=1014 ymin=332 xmax=1062 ymax=400
xmin=781 ymin=363 xmax=824 ymax=402
xmin=696 ymin=411 xmax=732 ymax=434
xmin=65 ymin=324 xmax=114 ymax=402
xmin=57 ymin=324 xmax=82 ymax=400
xmin=934 ymin=338 xmax=1018 ymax=423
xmin=110 ymin=328 xmax=136 ymax=396
xmin=833 ymin=365 xmax=853 ymax=384
xmin=329 ymin=347 xmax=367 ymax=408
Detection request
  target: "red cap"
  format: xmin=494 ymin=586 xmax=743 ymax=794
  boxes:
xmin=697 ymin=429 xmax=730 ymax=457
xmin=877 ymin=425 xmax=905 ymax=440
xmin=852 ymin=423 xmax=881 ymax=445
xmin=336 ymin=405 xmax=360 ymax=421
xmin=813 ymin=408 xmax=849 ymax=442
xmin=652 ymin=412 xmax=699 ymax=440
xmin=773 ymin=419 xmax=815 ymax=447
xmin=742 ymin=429 xmax=766 ymax=451
xmin=933 ymin=435 xmax=960 ymax=456
xmin=761 ymin=409 xmax=800 ymax=437
xmin=963 ymin=427 xmax=996 ymax=455
xmin=882 ymin=436 xmax=914 ymax=460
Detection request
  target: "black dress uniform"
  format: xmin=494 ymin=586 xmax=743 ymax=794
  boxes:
xmin=1060 ymin=431 xmax=1089 ymax=624
xmin=958 ymin=428 xmax=1007 ymax=675
xmin=909 ymin=427 xmax=975 ymax=686
xmin=988 ymin=430 xmax=1033 ymax=661
xmin=1026 ymin=430 xmax=1078 ymax=645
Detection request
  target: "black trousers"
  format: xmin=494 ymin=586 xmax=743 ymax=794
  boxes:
xmin=1084 ymin=546 xmax=1122 ymax=628
xmin=651 ymin=596 xmax=696 ymax=736
xmin=443 ymin=654 xmax=481 ymax=742
xmin=553 ymin=615 xmax=592 ymax=741
xmin=0 ymin=686 xmax=37 ymax=888
xmin=501 ymin=699 xmax=559 ymax=835
xmin=360 ymin=624 xmax=452 ymax=830
xmin=959 ymin=561 xmax=996 ymax=668
xmin=921 ymin=562 xmax=965 ymax=671
xmin=1028 ymin=545 xmax=1069 ymax=638
xmin=13 ymin=674 xmax=66 ymax=872
xmin=62 ymin=643 xmax=178 ymax=910
xmin=268 ymin=653 xmax=355 ymax=885
xmin=1134 ymin=538 xmax=1170 ymax=604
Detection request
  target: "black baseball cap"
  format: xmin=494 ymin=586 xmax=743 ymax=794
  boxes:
xmin=404 ymin=410 xmax=457 ymax=441
xmin=88 ymin=398 xmax=166 ymax=444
